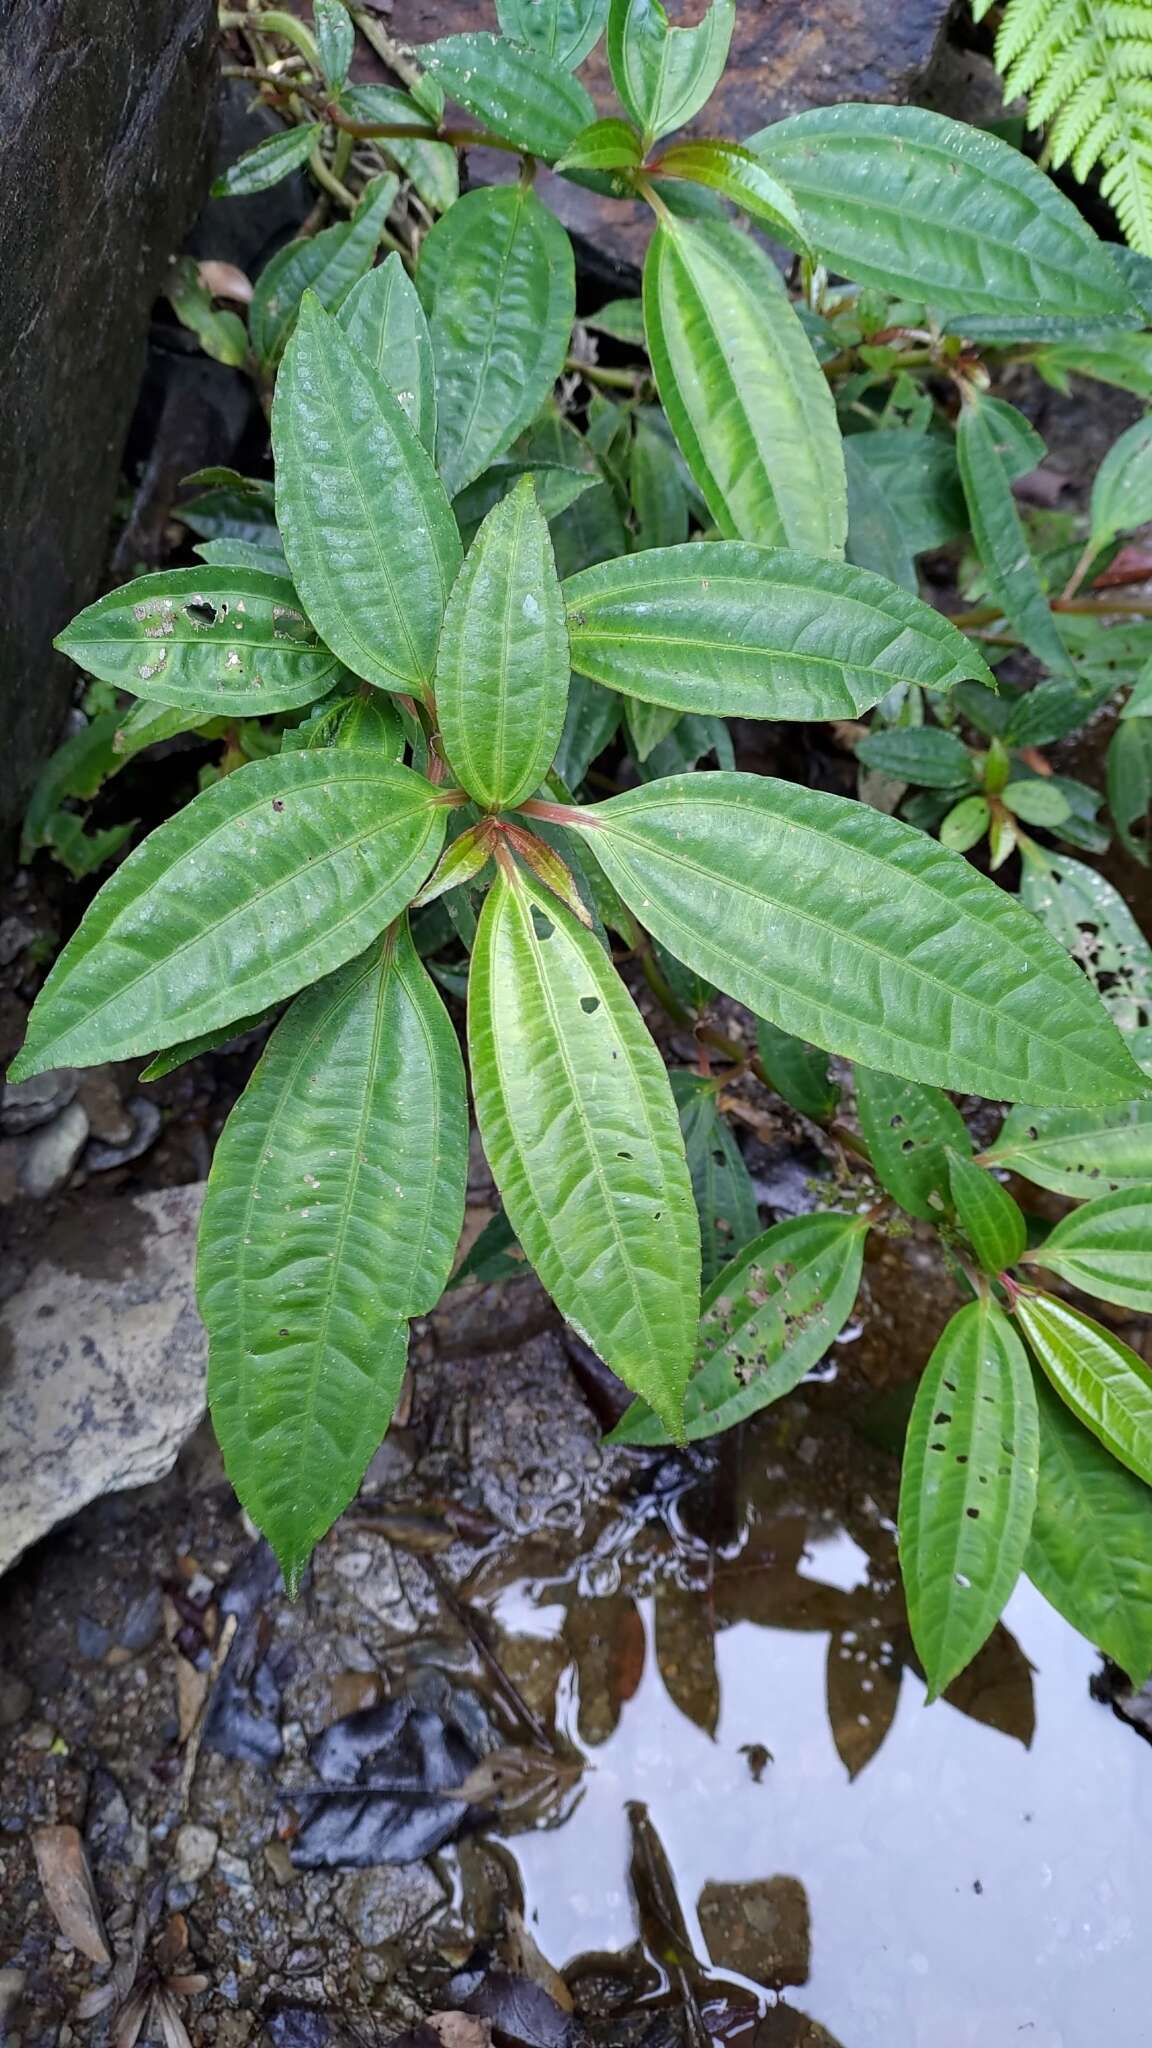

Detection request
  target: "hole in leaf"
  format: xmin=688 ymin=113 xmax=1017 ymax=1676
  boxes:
xmin=185 ymin=597 xmax=222 ymax=628
xmin=617 ymin=1150 xmax=633 ymax=1160
xmin=580 ymin=995 xmax=600 ymax=1013
xmin=531 ymin=905 xmax=554 ymax=941
xmin=966 ymin=1507 xmax=980 ymax=1519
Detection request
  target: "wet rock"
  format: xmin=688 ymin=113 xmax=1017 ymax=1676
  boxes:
xmin=75 ymin=1069 xmax=134 ymax=1148
xmin=174 ymin=1823 xmax=219 ymax=1885
xmin=0 ymin=1182 xmax=207 ymax=1574
xmin=85 ymin=1094 xmax=163 ymax=1173
xmin=0 ymin=1670 xmax=32 ymax=1726
xmin=698 ymin=1878 xmax=811 ymax=1990
xmin=75 ymin=1615 xmax=112 ymax=1662
xmin=19 ymin=1100 xmax=89 ymax=1197
xmin=119 ymin=1585 xmax=165 ymax=1652
xmin=1 ymin=1067 xmax=78 ymax=1135
xmin=263 ymin=2011 xmax=334 ymax=2048
xmin=294 ymin=1681 xmax=488 ymax=1868
xmin=458 ymin=1973 xmax=574 ymax=2048
xmin=335 ymin=1861 xmax=445 ymax=1945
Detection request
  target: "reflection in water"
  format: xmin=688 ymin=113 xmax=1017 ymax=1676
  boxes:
xmin=472 ymin=1413 xmax=1152 ymax=2048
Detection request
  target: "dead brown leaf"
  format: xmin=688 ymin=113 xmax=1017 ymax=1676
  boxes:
xmin=196 ymin=259 xmax=253 ymax=305
xmin=31 ymin=1824 xmax=112 ymax=1965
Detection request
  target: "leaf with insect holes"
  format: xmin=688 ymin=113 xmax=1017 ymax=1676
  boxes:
xmin=899 ymin=1297 xmax=1038 ymax=1700
xmin=1019 ymin=845 xmax=1152 ymax=1035
xmin=468 ymin=867 xmax=699 ymax=1434
xmin=419 ymin=32 xmax=595 ymax=159
xmin=748 ymin=104 xmax=1142 ymax=342
xmin=983 ymin=1101 xmax=1152 ymax=1196
xmin=1091 ymin=417 xmax=1152 ymax=552
xmin=200 ymin=922 xmax=466 ymax=1591
xmin=55 ymin=568 xmax=341 ymax=716
xmin=337 ymin=254 xmax=437 ymax=453
xmin=671 ymin=1071 xmax=760 ymax=1286
xmin=1016 ymin=1291 xmax=1152 ymax=1491
xmin=855 ymin=1068 xmax=970 ymax=1221
xmin=497 ymin=0 xmax=609 ymax=67
xmin=570 ymin=772 xmax=1146 ymax=1104
xmin=273 ymin=296 xmax=461 ymax=698
xmin=644 ymin=219 xmax=846 ymax=556
xmin=956 ymin=395 xmax=1076 ymax=680
xmin=947 ymin=1150 xmax=1027 ymax=1274
xmin=1024 ymin=1189 xmax=1152 ymax=1312
xmin=1026 ymin=1377 xmax=1152 ymax=1686
xmin=608 ymin=0 xmax=734 ymax=144
xmin=611 ymin=1210 xmax=867 ymax=1445
xmin=436 ymin=477 xmax=570 ymax=810
xmin=249 ymin=173 xmax=398 ymax=367
xmin=9 ymin=756 xmax=446 ymax=1079
xmin=563 ymin=544 xmax=992 ymax=721
xmin=212 ymin=122 xmax=319 ymax=199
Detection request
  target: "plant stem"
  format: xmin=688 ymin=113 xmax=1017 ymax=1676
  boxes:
xmin=564 ymin=356 xmax=642 ymax=390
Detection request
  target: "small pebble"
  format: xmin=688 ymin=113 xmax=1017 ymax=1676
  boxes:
xmin=173 ymin=1822 xmax=219 ymax=1885
xmin=20 ymin=1102 xmax=89 ymax=1197
xmin=1 ymin=1068 xmax=78 ymax=1136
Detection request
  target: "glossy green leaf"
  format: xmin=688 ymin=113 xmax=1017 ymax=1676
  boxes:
xmin=856 ymin=727 xmax=973 ymax=789
xmin=899 ymin=1298 xmax=1038 ymax=1700
xmin=755 ymin=1018 xmax=838 ymax=1121
xmin=1019 ymin=845 xmax=1152 ymax=1036
xmin=611 ymin=1211 xmax=867 ymax=1445
xmin=1002 ymin=779 xmax=1072 ymax=827
xmin=497 ymin=0 xmax=609 ymax=66
xmin=313 ymin=0 xmax=354 ymax=87
xmin=340 ymin=85 xmax=459 ymax=214
xmin=843 ymin=430 xmax=966 ymax=554
xmin=249 ymin=173 xmax=398 ymax=367
xmin=749 ymin=104 xmax=1140 ymax=342
xmin=468 ymin=866 xmax=699 ymax=1433
xmin=140 ymin=1010 xmax=274 ymax=1083
xmin=1108 ymin=716 xmax=1152 ymax=866
xmin=607 ymin=0 xmax=734 ymax=144
xmin=273 ymin=296 xmax=461 ymax=698
xmin=212 ymin=122 xmax=319 ymax=198
xmin=1016 ymin=1290 xmax=1152 ymax=1490
xmin=1025 ymin=1187 xmax=1152 ymax=1310
xmin=330 ymin=693 xmax=406 ymax=758
xmin=625 ymin=699 xmax=679 ymax=763
xmin=572 ymin=772 xmax=1146 ymax=1104
xmin=336 ymin=253 xmax=437 ymax=452
xmin=112 ymin=698 xmax=219 ymax=772
xmin=947 ymin=1150 xmax=1027 ymax=1274
xmin=671 ymin=1071 xmax=760 ymax=1285
xmin=437 ymin=477 xmax=570 ymax=809
xmin=1091 ymin=417 xmax=1152 ymax=551
xmin=55 ymin=568 xmax=340 ymax=715
xmin=984 ymin=1101 xmax=1152 ymax=1196
xmin=418 ymin=186 xmax=576 ymax=498
xmin=411 ymin=823 xmax=493 ymax=908
xmin=644 ymin=219 xmax=845 ymax=555
xmin=555 ymin=117 xmax=642 ymax=172
xmin=655 ymin=141 xmax=811 ymax=250
xmin=194 ymin=538 xmax=290 ymax=576
xmin=201 ymin=922 xmax=466 ymax=1589
xmin=1026 ymin=1377 xmax=1152 ymax=1686
xmin=419 ymin=32 xmax=595 ymax=159
xmin=956 ymin=395 xmax=1075 ymax=679
xmin=939 ymin=795 xmax=990 ymax=853
xmin=563 ymin=543 xmax=988 ymax=721
xmin=10 ymin=755 xmax=446 ymax=1078
xmin=855 ymin=1068 xmax=970 ymax=1221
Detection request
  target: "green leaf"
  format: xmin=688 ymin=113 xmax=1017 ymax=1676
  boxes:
xmin=654 ymin=141 xmax=811 ymax=250
xmin=194 ymin=538 xmax=290 ymax=575
xmin=843 ymin=430 xmax=967 ymax=554
xmin=555 ymin=117 xmax=642 ymax=173
xmin=1108 ymin=717 xmax=1152 ymax=866
xmin=956 ymin=395 xmax=1075 ymax=679
xmin=947 ymin=1151 xmax=1027 ymax=1274
xmin=418 ymin=186 xmax=576 ymax=499
xmin=1002 ymin=779 xmax=1072 ymax=827
xmin=468 ymin=865 xmax=699 ymax=1433
xmin=1026 ymin=1377 xmax=1152 ymax=1687
xmin=625 ymin=700 xmax=679 ymax=763
xmin=671 ymin=1071 xmax=760 ymax=1285
xmin=629 ymin=421 xmax=689 ymax=550
xmin=314 ymin=0 xmax=355 ymax=88
xmin=1015 ymin=1290 xmax=1152 ymax=1490
xmin=611 ymin=1211 xmax=867 ymax=1445
xmin=436 ymin=476 xmax=570 ymax=810
xmin=973 ymin=396 xmax=1047 ymax=482
xmin=843 ymin=440 xmax=917 ymax=593
xmin=212 ymin=122 xmax=319 ymax=198
xmin=556 ymin=675 xmax=622 ymax=791
xmin=855 ymin=1067 xmax=970 ymax=1221
xmin=584 ymin=296 xmax=646 ymax=344
xmin=418 ymin=32 xmax=595 ymax=159
xmin=112 ymin=698 xmax=219 ymax=771
xmin=10 ymin=755 xmax=446 ymax=1078
xmin=200 ymin=921 xmax=466 ymax=1590
xmin=249 ymin=172 xmax=398 ymax=367
xmin=1025 ymin=1187 xmax=1152 ymax=1311
xmin=1091 ymin=416 xmax=1152 ymax=551
xmin=644 ymin=219 xmax=847 ymax=555
xmin=336 ymin=252 xmax=437 ymax=452
xmin=340 ymin=85 xmax=459 ymax=214
xmin=140 ymin=1009 xmax=274 ymax=1083
xmin=163 ymin=257 xmax=249 ymax=368
xmin=497 ymin=0 xmax=609 ymax=66
xmin=898 ymin=1298 xmax=1039 ymax=1700
xmin=273 ymin=295 xmax=461 ymax=699
xmin=939 ymin=795 xmax=990 ymax=852
xmin=572 ymin=771 xmax=1146 ymax=1104
xmin=755 ymin=1018 xmax=838 ymax=1121
xmin=984 ymin=1101 xmax=1152 ymax=1196
xmin=1125 ymin=658 xmax=1152 ymax=721
xmin=563 ymin=543 xmax=989 ymax=721
xmin=1018 ymin=845 xmax=1152 ymax=1035
xmin=748 ymin=104 xmax=1141 ymax=342
xmin=607 ymin=0 xmax=734 ymax=145
xmin=55 ymin=568 xmax=340 ymax=715
xmin=856 ymin=727 xmax=973 ymax=789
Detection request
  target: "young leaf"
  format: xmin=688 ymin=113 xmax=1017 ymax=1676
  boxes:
xmin=436 ymin=476 xmax=570 ymax=810
xmin=670 ymin=1071 xmax=760 ymax=1285
xmin=410 ymin=824 xmax=493 ymax=908
xmin=947 ymin=1151 xmax=1027 ymax=1275
xmin=1026 ymin=1377 xmax=1152 ymax=1687
xmin=611 ymin=1211 xmax=867 ymax=1445
xmin=9 ymin=756 xmax=446 ymax=1078
xmin=249 ymin=173 xmax=398 ymax=367
xmin=468 ymin=866 xmax=700 ymax=1434
xmin=939 ymin=795 xmax=990 ymax=853
xmin=755 ymin=1018 xmax=838 ymax=1121
xmin=748 ymin=104 xmax=1141 ymax=341
xmin=644 ymin=219 xmax=846 ymax=556
xmin=607 ymin=0 xmax=735 ymax=145
xmin=55 ymin=568 xmax=340 ymax=715
xmin=983 ymin=1102 xmax=1152 ymax=1196
xmin=497 ymin=0 xmax=609 ymax=68
xmin=571 ymin=772 xmax=1146 ymax=1104
xmin=336 ymin=253 xmax=437 ymax=452
xmin=956 ymin=395 xmax=1075 ymax=680
xmin=1015 ymin=1290 xmax=1152 ymax=1490
xmin=314 ymin=0 xmax=355 ymax=89
xmin=563 ymin=544 xmax=989 ymax=720
xmin=212 ymin=122 xmax=319 ymax=199
xmin=273 ymin=295 xmax=461 ymax=699
xmin=654 ymin=141 xmax=811 ymax=250
xmin=899 ymin=1298 xmax=1039 ymax=1700
xmin=201 ymin=922 xmax=466 ymax=1591
xmin=418 ymin=32 xmax=595 ymax=159
xmin=856 ymin=727 xmax=973 ymax=789
xmin=855 ymin=1068 xmax=970 ymax=1221
xmin=1090 ymin=416 xmax=1152 ymax=552
xmin=556 ymin=118 xmax=643 ymax=173
xmin=1001 ymin=779 xmax=1072 ymax=827
xmin=1024 ymin=1188 xmax=1152 ymax=1311
xmin=418 ymin=186 xmax=576 ymax=498
xmin=1108 ymin=716 xmax=1152 ymax=866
